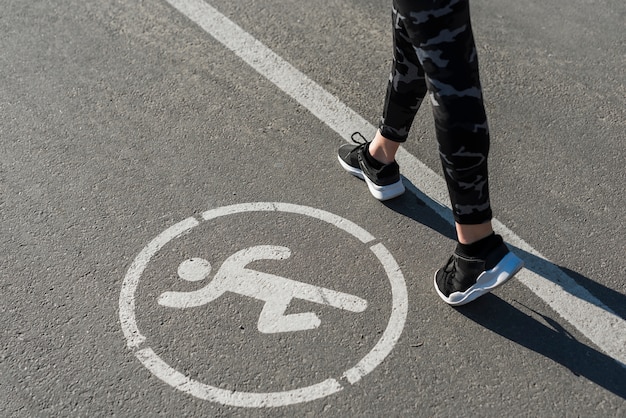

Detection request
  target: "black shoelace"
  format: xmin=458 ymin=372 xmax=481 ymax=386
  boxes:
xmin=350 ymin=131 xmax=368 ymax=145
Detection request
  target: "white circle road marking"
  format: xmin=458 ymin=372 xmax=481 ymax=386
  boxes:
xmin=119 ymin=202 xmax=408 ymax=407
xmin=160 ymin=0 xmax=626 ymax=367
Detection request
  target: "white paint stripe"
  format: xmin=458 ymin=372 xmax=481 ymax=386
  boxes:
xmin=164 ymin=0 xmax=371 ymax=140
xmin=162 ymin=0 xmax=626 ymax=367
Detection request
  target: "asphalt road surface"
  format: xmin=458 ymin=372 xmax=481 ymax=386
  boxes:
xmin=2 ymin=0 xmax=625 ymax=416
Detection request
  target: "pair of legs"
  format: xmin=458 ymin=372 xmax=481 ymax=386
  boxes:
xmin=375 ymin=0 xmax=493 ymax=245
xmin=338 ymin=0 xmax=524 ymax=305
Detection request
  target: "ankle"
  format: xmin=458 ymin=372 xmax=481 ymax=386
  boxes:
xmin=368 ymin=131 xmax=400 ymax=165
xmin=363 ymin=144 xmax=385 ymax=169
xmin=455 ymin=233 xmax=501 ymax=258
xmin=455 ymin=221 xmax=494 ymax=245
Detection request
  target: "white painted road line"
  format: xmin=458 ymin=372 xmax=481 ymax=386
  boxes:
xmin=161 ymin=0 xmax=626 ymax=367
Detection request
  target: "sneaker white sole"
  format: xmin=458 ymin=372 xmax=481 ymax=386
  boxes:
xmin=363 ymin=175 xmax=405 ymax=201
xmin=338 ymin=155 xmax=406 ymax=201
xmin=434 ymin=252 xmax=524 ymax=306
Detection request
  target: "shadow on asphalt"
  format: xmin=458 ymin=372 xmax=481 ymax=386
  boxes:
xmin=558 ymin=265 xmax=626 ymax=321
xmin=382 ymin=181 xmax=456 ymax=241
xmin=456 ymin=295 xmax=626 ymax=400
xmin=507 ymin=246 xmax=626 ymax=323
xmin=382 ymin=178 xmax=626 ymax=399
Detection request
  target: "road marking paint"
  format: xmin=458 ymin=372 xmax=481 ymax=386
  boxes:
xmin=119 ymin=216 xmax=199 ymax=349
xmin=344 ymin=242 xmax=407 ymax=385
xmin=135 ymin=347 xmax=345 ymax=407
xmin=177 ymin=257 xmax=212 ymax=282
xmin=120 ymin=203 xmax=409 ymax=406
xmin=164 ymin=0 xmax=370 ymax=141
xmin=201 ymin=202 xmax=376 ymax=243
xmin=159 ymin=245 xmax=369 ymax=333
xmin=162 ymin=0 xmax=626 ymax=367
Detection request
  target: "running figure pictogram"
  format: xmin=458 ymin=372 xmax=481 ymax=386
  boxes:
xmin=158 ymin=245 xmax=368 ymax=333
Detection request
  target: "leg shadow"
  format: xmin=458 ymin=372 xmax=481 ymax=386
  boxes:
xmin=508 ymin=246 xmax=626 ymax=321
xmin=457 ymin=294 xmax=626 ymax=399
xmin=382 ymin=176 xmax=456 ymax=241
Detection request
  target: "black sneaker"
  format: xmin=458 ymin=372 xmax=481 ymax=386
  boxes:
xmin=337 ymin=132 xmax=405 ymax=201
xmin=434 ymin=235 xmax=524 ymax=306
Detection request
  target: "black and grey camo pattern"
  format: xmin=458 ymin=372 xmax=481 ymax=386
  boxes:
xmin=379 ymin=0 xmax=492 ymax=224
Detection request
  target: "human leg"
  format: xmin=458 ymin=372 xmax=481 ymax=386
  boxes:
xmin=337 ymin=0 xmax=428 ymax=200
xmin=377 ymin=0 xmax=429 ymax=143
xmin=391 ymin=0 xmax=523 ymax=304
xmin=394 ymin=0 xmax=492 ymax=226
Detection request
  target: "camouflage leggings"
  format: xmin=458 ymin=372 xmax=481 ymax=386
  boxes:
xmin=380 ymin=0 xmax=492 ymax=225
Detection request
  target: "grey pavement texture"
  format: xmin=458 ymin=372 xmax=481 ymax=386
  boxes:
xmin=1 ymin=0 xmax=625 ymax=416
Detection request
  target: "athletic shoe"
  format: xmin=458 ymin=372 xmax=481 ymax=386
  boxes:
xmin=434 ymin=235 xmax=524 ymax=306
xmin=337 ymin=132 xmax=405 ymax=201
